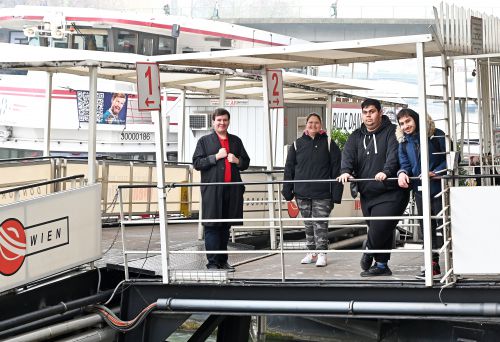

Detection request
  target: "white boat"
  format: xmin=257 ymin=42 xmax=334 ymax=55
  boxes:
xmin=0 ymin=6 xmax=306 ymax=160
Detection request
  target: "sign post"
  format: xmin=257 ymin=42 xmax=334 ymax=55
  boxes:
xmin=265 ymin=69 xmax=284 ymax=109
xmin=136 ymin=62 xmax=170 ymax=282
xmin=136 ymin=62 xmax=161 ymax=111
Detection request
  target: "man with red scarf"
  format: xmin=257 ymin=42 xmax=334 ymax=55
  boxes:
xmin=193 ymin=108 xmax=250 ymax=270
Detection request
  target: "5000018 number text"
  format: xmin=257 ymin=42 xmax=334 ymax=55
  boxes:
xmin=120 ymin=132 xmax=152 ymax=141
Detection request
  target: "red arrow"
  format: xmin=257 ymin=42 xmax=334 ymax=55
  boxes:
xmin=145 ymin=97 xmax=155 ymax=107
xmin=272 ymin=98 xmax=280 ymax=105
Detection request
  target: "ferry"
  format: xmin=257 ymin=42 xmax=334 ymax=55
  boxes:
xmin=2 ymin=3 xmax=500 ymax=341
xmin=0 ymin=6 xmax=306 ymax=161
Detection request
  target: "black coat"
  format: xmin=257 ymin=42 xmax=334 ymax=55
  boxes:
xmin=340 ymin=116 xmax=405 ymax=205
xmin=192 ymin=131 xmax=250 ymax=226
xmin=283 ymin=132 xmax=343 ymax=203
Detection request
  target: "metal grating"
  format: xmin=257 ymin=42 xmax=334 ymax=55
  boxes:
xmin=118 ymin=241 xmax=268 ymax=283
xmin=189 ymin=113 xmax=208 ymax=130
xmin=280 ymin=241 xmax=307 ymax=250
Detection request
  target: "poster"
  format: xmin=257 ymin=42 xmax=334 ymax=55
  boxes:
xmin=332 ymin=103 xmax=399 ymax=133
xmin=77 ymin=91 xmax=128 ymax=125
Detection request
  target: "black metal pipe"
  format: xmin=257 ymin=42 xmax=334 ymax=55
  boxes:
xmin=0 ymin=308 xmax=83 ymax=339
xmin=0 ymin=174 xmax=85 ymax=195
xmin=0 ymin=290 xmax=113 ymax=333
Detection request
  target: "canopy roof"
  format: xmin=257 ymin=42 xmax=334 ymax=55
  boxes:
xmin=0 ymin=34 xmax=444 ymax=104
xmin=0 ymin=43 xmax=376 ymax=103
xmin=151 ymin=34 xmax=440 ymax=69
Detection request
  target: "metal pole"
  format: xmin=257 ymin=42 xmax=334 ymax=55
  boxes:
xmin=158 ymin=298 xmax=500 ymax=316
xmin=488 ymin=58 xmax=496 ymax=159
xmin=178 ymin=90 xmax=186 ymax=162
xmin=153 ymin=109 xmax=170 ymax=284
xmin=87 ymin=66 xmax=98 ymax=184
xmin=326 ymin=94 xmax=333 ymax=134
xmin=262 ymin=69 xmax=277 ymax=249
xmin=416 ymin=42 xmax=433 ymax=287
xmin=277 ymin=187 xmax=286 ymax=282
xmin=1 ymin=312 xmax=112 ymax=342
xmin=118 ymin=188 xmax=129 ymax=280
xmin=219 ymin=74 xmax=227 ymax=106
xmin=477 ymin=59 xmax=485 ymax=182
xmin=43 ymin=72 xmax=53 ymax=156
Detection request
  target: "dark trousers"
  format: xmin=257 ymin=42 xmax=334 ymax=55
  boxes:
xmin=361 ymin=193 xmax=409 ymax=264
xmin=204 ymin=187 xmax=231 ymax=266
xmin=415 ymin=192 xmax=444 ymax=262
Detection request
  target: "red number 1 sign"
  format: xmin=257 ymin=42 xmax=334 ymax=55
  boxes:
xmin=136 ymin=62 xmax=161 ymax=111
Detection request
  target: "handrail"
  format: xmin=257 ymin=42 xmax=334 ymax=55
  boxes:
xmin=0 ymin=174 xmax=85 ymax=195
xmin=116 ymin=178 xmax=443 ymax=284
xmin=116 ymin=176 xmax=423 ymax=189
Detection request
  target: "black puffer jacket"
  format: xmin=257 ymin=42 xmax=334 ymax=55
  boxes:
xmin=283 ymin=132 xmax=343 ymax=203
xmin=340 ymin=116 xmax=402 ymax=200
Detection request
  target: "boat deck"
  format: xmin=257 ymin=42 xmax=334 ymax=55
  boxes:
xmin=101 ymin=223 xmax=441 ymax=284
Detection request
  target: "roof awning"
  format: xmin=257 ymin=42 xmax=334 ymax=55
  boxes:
xmin=151 ymin=34 xmax=439 ymax=69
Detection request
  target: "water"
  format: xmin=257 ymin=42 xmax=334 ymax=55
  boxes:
xmin=165 ymin=331 xmax=216 ymax=341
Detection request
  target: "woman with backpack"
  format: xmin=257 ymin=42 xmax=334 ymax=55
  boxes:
xmin=282 ymin=113 xmax=343 ymax=267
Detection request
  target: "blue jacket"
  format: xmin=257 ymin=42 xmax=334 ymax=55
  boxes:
xmin=396 ymin=117 xmax=447 ymax=196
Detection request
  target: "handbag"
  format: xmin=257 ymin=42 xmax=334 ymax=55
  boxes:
xmin=287 ymin=200 xmax=299 ymax=218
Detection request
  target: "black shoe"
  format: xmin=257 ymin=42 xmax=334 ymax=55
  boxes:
xmin=206 ymin=263 xmax=219 ymax=270
xmin=218 ymin=262 xmax=235 ymax=272
xmin=360 ymin=253 xmax=374 ymax=271
xmin=360 ymin=265 xmax=392 ymax=277
xmin=415 ymin=261 xmax=441 ymax=280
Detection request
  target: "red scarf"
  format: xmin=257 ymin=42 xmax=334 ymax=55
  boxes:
xmin=217 ymin=135 xmax=231 ymax=182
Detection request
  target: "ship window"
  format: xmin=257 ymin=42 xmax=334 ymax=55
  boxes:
xmin=9 ymin=31 xmax=28 ymax=45
xmin=138 ymin=33 xmax=156 ymax=56
xmin=115 ymin=30 xmax=137 ymax=53
xmin=157 ymin=36 xmax=175 ymax=55
xmin=72 ymin=34 xmax=108 ymax=51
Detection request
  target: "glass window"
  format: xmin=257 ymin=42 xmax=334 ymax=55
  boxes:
xmin=9 ymin=31 xmax=29 ymax=45
xmin=115 ymin=30 xmax=137 ymax=53
xmin=157 ymin=36 xmax=175 ymax=55
xmin=72 ymin=34 xmax=107 ymax=51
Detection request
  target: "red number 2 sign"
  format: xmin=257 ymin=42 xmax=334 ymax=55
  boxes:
xmin=266 ymin=69 xmax=284 ymax=108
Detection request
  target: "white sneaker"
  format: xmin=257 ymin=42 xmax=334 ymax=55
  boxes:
xmin=316 ymin=253 xmax=327 ymax=267
xmin=301 ymin=253 xmax=317 ymax=264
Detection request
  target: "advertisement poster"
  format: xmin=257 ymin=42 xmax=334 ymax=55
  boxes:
xmin=77 ymin=91 xmax=128 ymax=125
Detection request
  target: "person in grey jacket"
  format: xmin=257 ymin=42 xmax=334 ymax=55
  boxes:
xmin=337 ymin=99 xmax=409 ymax=277
xmin=283 ymin=113 xmax=343 ymax=267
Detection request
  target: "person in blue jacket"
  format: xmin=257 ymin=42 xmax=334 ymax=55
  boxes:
xmin=396 ymin=108 xmax=446 ymax=278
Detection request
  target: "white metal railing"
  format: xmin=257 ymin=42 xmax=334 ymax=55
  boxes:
xmin=435 ymin=2 xmax=500 ymax=55
xmin=116 ymin=176 xmax=451 ymax=286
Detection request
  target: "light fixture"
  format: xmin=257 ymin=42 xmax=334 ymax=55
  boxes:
xmin=51 ymin=29 xmax=64 ymax=40
xmin=23 ymin=26 xmax=38 ymax=38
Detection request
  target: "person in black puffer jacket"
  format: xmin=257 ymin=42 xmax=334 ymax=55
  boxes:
xmin=283 ymin=113 xmax=343 ymax=267
xmin=337 ymin=99 xmax=409 ymax=277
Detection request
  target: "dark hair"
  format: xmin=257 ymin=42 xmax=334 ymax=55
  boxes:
xmin=306 ymin=112 xmax=322 ymax=123
xmin=361 ymin=98 xmax=381 ymax=111
xmin=397 ymin=108 xmax=420 ymax=132
xmin=212 ymin=108 xmax=230 ymax=121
